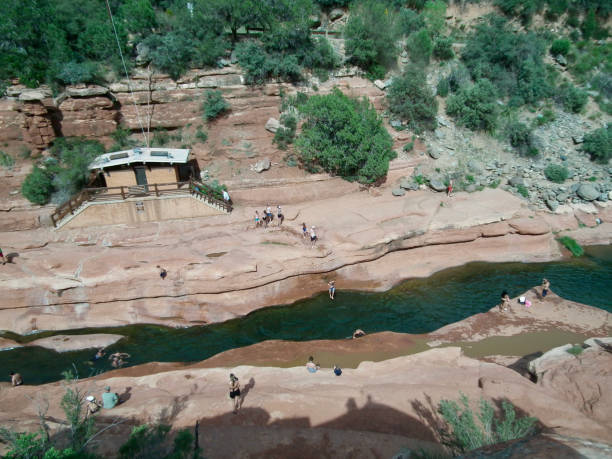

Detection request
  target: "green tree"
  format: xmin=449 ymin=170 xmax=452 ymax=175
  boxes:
xmin=203 ymin=89 xmax=230 ymax=121
xmin=446 ymin=79 xmax=499 ymax=132
xmin=408 ymin=28 xmax=433 ymax=64
xmin=119 ymin=424 xmax=199 ymax=459
xmin=387 ymin=65 xmax=438 ymax=133
xmin=119 ymin=0 xmax=158 ymax=37
xmin=296 ymin=88 xmax=396 ymax=184
xmin=345 ymin=0 xmax=399 ymax=75
xmin=21 ymin=166 xmax=54 ymax=205
xmin=582 ymin=124 xmax=611 ymax=163
xmin=433 ymin=37 xmax=454 ymax=60
xmin=423 ymin=0 xmax=447 ymax=36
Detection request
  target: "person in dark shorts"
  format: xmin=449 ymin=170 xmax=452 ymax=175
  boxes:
xmin=328 ymin=280 xmax=336 ymax=300
xmin=156 ymin=265 xmax=167 ymax=280
xmin=310 ymin=226 xmax=317 ymax=248
xmin=277 ymin=206 xmax=284 ymax=226
xmin=302 ymin=223 xmax=308 ymax=238
xmin=229 ymin=373 xmax=241 ymax=413
xmin=541 ymin=278 xmax=550 ymax=297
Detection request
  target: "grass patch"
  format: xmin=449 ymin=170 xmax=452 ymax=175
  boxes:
xmin=0 ymin=151 xmax=15 ymax=169
xmin=516 ymin=184 xmax=529 ymax=198
xmin=557 ymin=236 xmax=584 ymax=257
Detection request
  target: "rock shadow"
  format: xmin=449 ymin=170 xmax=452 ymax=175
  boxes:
xmin=507 ymin=351 xmax=542 ymax=381
xmin=6 ymin=252 xmax=19 ymax=263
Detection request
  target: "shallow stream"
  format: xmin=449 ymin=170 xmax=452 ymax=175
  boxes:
xmin=1 ymin=245 xmax=610 ymax=385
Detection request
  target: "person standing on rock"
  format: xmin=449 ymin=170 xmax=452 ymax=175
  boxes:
xmin=447 ymin=179 xmax=454 ymax=197
xmin=310 ymin=226 xmax=317 ymax=248
xmin=500 ymin=291 xmax=511 ymax=312
xmin=277 ymin=205 xmax=284 ymax=226
xmin=255 ymin=210 xmax=261 ymax=228
xmin=302 ymin=223 xmax=308 ymax=239
xmin=328 ymin=280 xmax=336 ymax=300
xmin=229 ymin=373 xmax=241 ymax=414
xmin=541 ymin=278 xmax=550 ymax=298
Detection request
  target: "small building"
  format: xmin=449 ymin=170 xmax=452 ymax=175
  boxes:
xmin=89 ymin=147 xmax=196 ymax=188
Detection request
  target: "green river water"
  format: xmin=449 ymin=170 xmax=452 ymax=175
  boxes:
xmin=1 ymin=245 xmax=611 ymax=385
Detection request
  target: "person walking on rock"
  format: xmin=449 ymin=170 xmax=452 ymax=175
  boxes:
xmin=302 ymin=223 xmax=308 ymax=239
xmin=229 ymin=373 xmax=241 ymax=414
xmin=277 ymin=205 xmax=284 ymax=226
xmin=328 ymin=280 xmax=336 ymax=300
xmin=255 ymin=210 xmax=261 ymax=228
xmin=310 ymin=226 xmax=317 ymax=248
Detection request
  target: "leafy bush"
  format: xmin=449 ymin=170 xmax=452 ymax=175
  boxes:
xmin=110 ymin=125 xmax=135 ymax=151
xmin=550 ymin=39 xmax=570 ymax=56
xmin=437 ymin=78 xmax=450 ymax=97
xmin=433 ymin=37 xmax=455 ymax=60
xmin=557 ymin=82 xmax=588 ymax=113
xmin=195 ymin=127 xmax=208 ymax=143
xmin=582 ymin=125 xmax=611 ymax=163
xmin=273 ymin=113 xmax=298 ymax=150
xmin=118 ymin=424 xmax=197 ymax=459
xmin=447 ymin=64 xmax=471 ymax=93
xmin=141 ymin=32 xmax=193 ymax=81
xmin=461 ymin=15 xmax=553 ymax=106
xmin=397 ymin=7 xmax=426 ymax=35
xmin=438 ymin=393 xmax=538 ymax=454
xmin=21 ymin=166 xmax=54 ymax=205
xmin=345 ymin=0 xmax=399 ymax=74
xmin=203 ymin=90 xmax=230 ymax=121
xmin=516 ymin=184 xmax=529 ymax=198
xmin=533 ymin=108 xmax=556 ymax=126
xmin=296 ymin=88 xmax=396 ymax=184
xmin=408 ymin=29 xmax=434 ymax=64
xmin=544 ymin=164 xmax=569 ymax=183
xmin=505 ymin=120 xmax=535 ymax=156
xmin=566 ymin=344 xmax=584 ymax=355
xmin=494 ymin=0 xmax=541 ymax=25
xmin=557 ymin=236 xmax=584 ymax=257
xmin=387 ymin=65 xmax=438 ymax=133
xmin=0 ymin=151 xmax=15 ymax=169
xmin=446 ymin=79 xmax=499 ymax=132
xmin=423 ymin=0 xmax=447 ymax=36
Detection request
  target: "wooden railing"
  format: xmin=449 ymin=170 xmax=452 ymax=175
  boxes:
xmin=51 ymin=179 xmax=232 ymax=227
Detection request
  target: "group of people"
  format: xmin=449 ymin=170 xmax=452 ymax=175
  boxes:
xmin=499 ymin=278 xmax=551 ymax=312
xmin=302 ymin=223 xmax=317 ymax=247
xmin=306 ymin=356 xmax=344 ymax=377
xmin=254 ymin=205 xmax=284 ymax=228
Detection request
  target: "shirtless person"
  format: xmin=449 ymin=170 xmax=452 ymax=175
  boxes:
xmin=10 ymin=371 xmax=23 ymax=386
xmin=541 ymin=278 xmax=550 ymax=298
xmin=500 ymin=291 xmax=511 ymax=312
xmin=110 ymin=352 xmax=130 ymax=368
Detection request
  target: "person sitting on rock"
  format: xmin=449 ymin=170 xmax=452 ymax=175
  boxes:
xmin=306 ymin=356 xmax=319 ymax=373
xmin=333 ymin=365 xmax=342 ymax=376
xmin=500 ymin=291 xmax=511 ymax=312
xmin=541 ymin=278 xmax=550 ymax=298
xmin=352 ymin=329 xmax=366 ymax=339
xmin=102 ymin=386 xmax=119 ymax=409
xmin=86 ymin=395 xmax=101 ymax=416
xmin=9 ymin=371 xmax=22 ymax=386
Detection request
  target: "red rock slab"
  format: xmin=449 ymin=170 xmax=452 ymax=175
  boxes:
xmin=508 ymin=217 xmax=551 ymax=235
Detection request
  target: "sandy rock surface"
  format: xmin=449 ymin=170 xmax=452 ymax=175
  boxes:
xmin=27 ymin=333 xmax=124 ymax=352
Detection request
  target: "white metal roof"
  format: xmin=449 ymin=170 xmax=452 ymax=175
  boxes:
xmin=89 ymin=147 xmax=190 ymax=170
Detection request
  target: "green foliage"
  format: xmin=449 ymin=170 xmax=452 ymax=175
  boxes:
xmin=438 ymin=393 xmax=538 ymax=454
xmin=446 ymin=79 xmax=498 ymax=132
xmin=557 ymin=82 xmax=588 ymax=113
xmin=494 ymin=0 xmax=542 ymax=25
xmin=203 ymin=179 xmax=228 ymax=201
xmin=118 ymin=424 xmax=198 ymax=459
xmin=110 ymin=125 xmax=136 ymax=151
xmin=397 ymin=8 xmax=426 ymax=36
xmin=582 ymin=125 xmax=611 ymax=163
xmin=550 ymin=38 xmax=570 ymax=56
xmin=203 ymin=90 xmax=230 ymax=121
xmin=296 ymin=88 xmax=396 ymax=184
xmin=387 ymin=65 xmax=438 ymax=133
xmin=566 ymin=344 xmax=584 ymax=355
xmin=345 ymin=0 xmax=399 ymax=75
xmin=196 ymin=127 xmax=209 ymax=143
xmin=273 ymin=113 xmax=298 ymax=150
xmin=142 ymin=32 xmax=194 ymax=81
xmin=433 ymin=37 xmax=454 ymax=60
xmin=516 ymin=184 xmax=529 ymax=198
xmin=557 ymin=236 xmax=584 ymax=256
xmin=21 ymin=166 xmax=54 ymax=205
xmin=533 ymin=108 xmax=556 ymax=126
xmin=505 ymin=120 xmax=535 ymax=156
xmin=0 ymin=151 xmax=15 ymax=168
xmin=423 ymin=0 xmax=447 ymax=36
xmin=461 ymin=15 xmax=553 ymax=106
xmin=437 ymin=78 xmax=450 ymax=97
xmin=544 ymin=164 xmax=569 ymax=183
xmin=408 ymin=29 xmax=434 ymax=64
xmin=60 ymin=370 xmax=94 ymax=451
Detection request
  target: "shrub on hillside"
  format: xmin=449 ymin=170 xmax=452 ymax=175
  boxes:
xmin=550 ymin=38 xmax=570 ymax=56
xmin=387 ymin=65 xmax=438 ymax=133
xmin=296 ymin=88 xmax=396 ymax=184
xmin=21 ymin=166 xmax=54 ymax=205
xmin=397 ymin=7 xmax=425 ymax=36
xmin=437 ymin=78 xmax=450 ymax=97
xmin=557 ymin=82 xmax=588 ymax=113
xmin=544 ymin=164 xmax=569 ymax=183
xmin=273 ymin=113 xmax=298 ymax=150
xmin=505 ymin=120 xmax=537 ymax=156
xmin=345 ymin=0 xmax=399 ymax=75
xmin=582 ymin=125 xmax=611 ymax=163
xmin=203 ymin=90 xmax=230 ymax=121
xmin=446 ymin=79 xmax=499 ymax=132
xmin=433 ymin=37 xmax=454 ymax=60
xmin=557 ymin=236 xmax=584 ymax=257
xmin=407 ymin=29 xmax=433 ymax=64
xmin=438 ymin=393 xmax=538 ymax=454
xmin=0 ymin=151 xmax=15 ymax=169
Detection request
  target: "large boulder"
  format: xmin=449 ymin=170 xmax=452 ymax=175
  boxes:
xmin=391 ymin=187 xmax=406 ymax=197
xmin=528 ymin=344 xmax=575 ymax=381
xmin=254 ymin=158 xmax=271 ymax=173
xmin=428 ymin=175 xmax=446 ymax=192
xmin=577 ymin=183 xmax=599 ymax=201
xmin=329 ymin=8 xmax=344 ymax=21
xmin=509 ymin=176 xmax=525 ymax=187
xmin=265 ymin=118 xmax=280 ymax=133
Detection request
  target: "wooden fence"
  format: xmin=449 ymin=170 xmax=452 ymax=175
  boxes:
xmin=51 ymin=179 xmax=232 ymax=227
